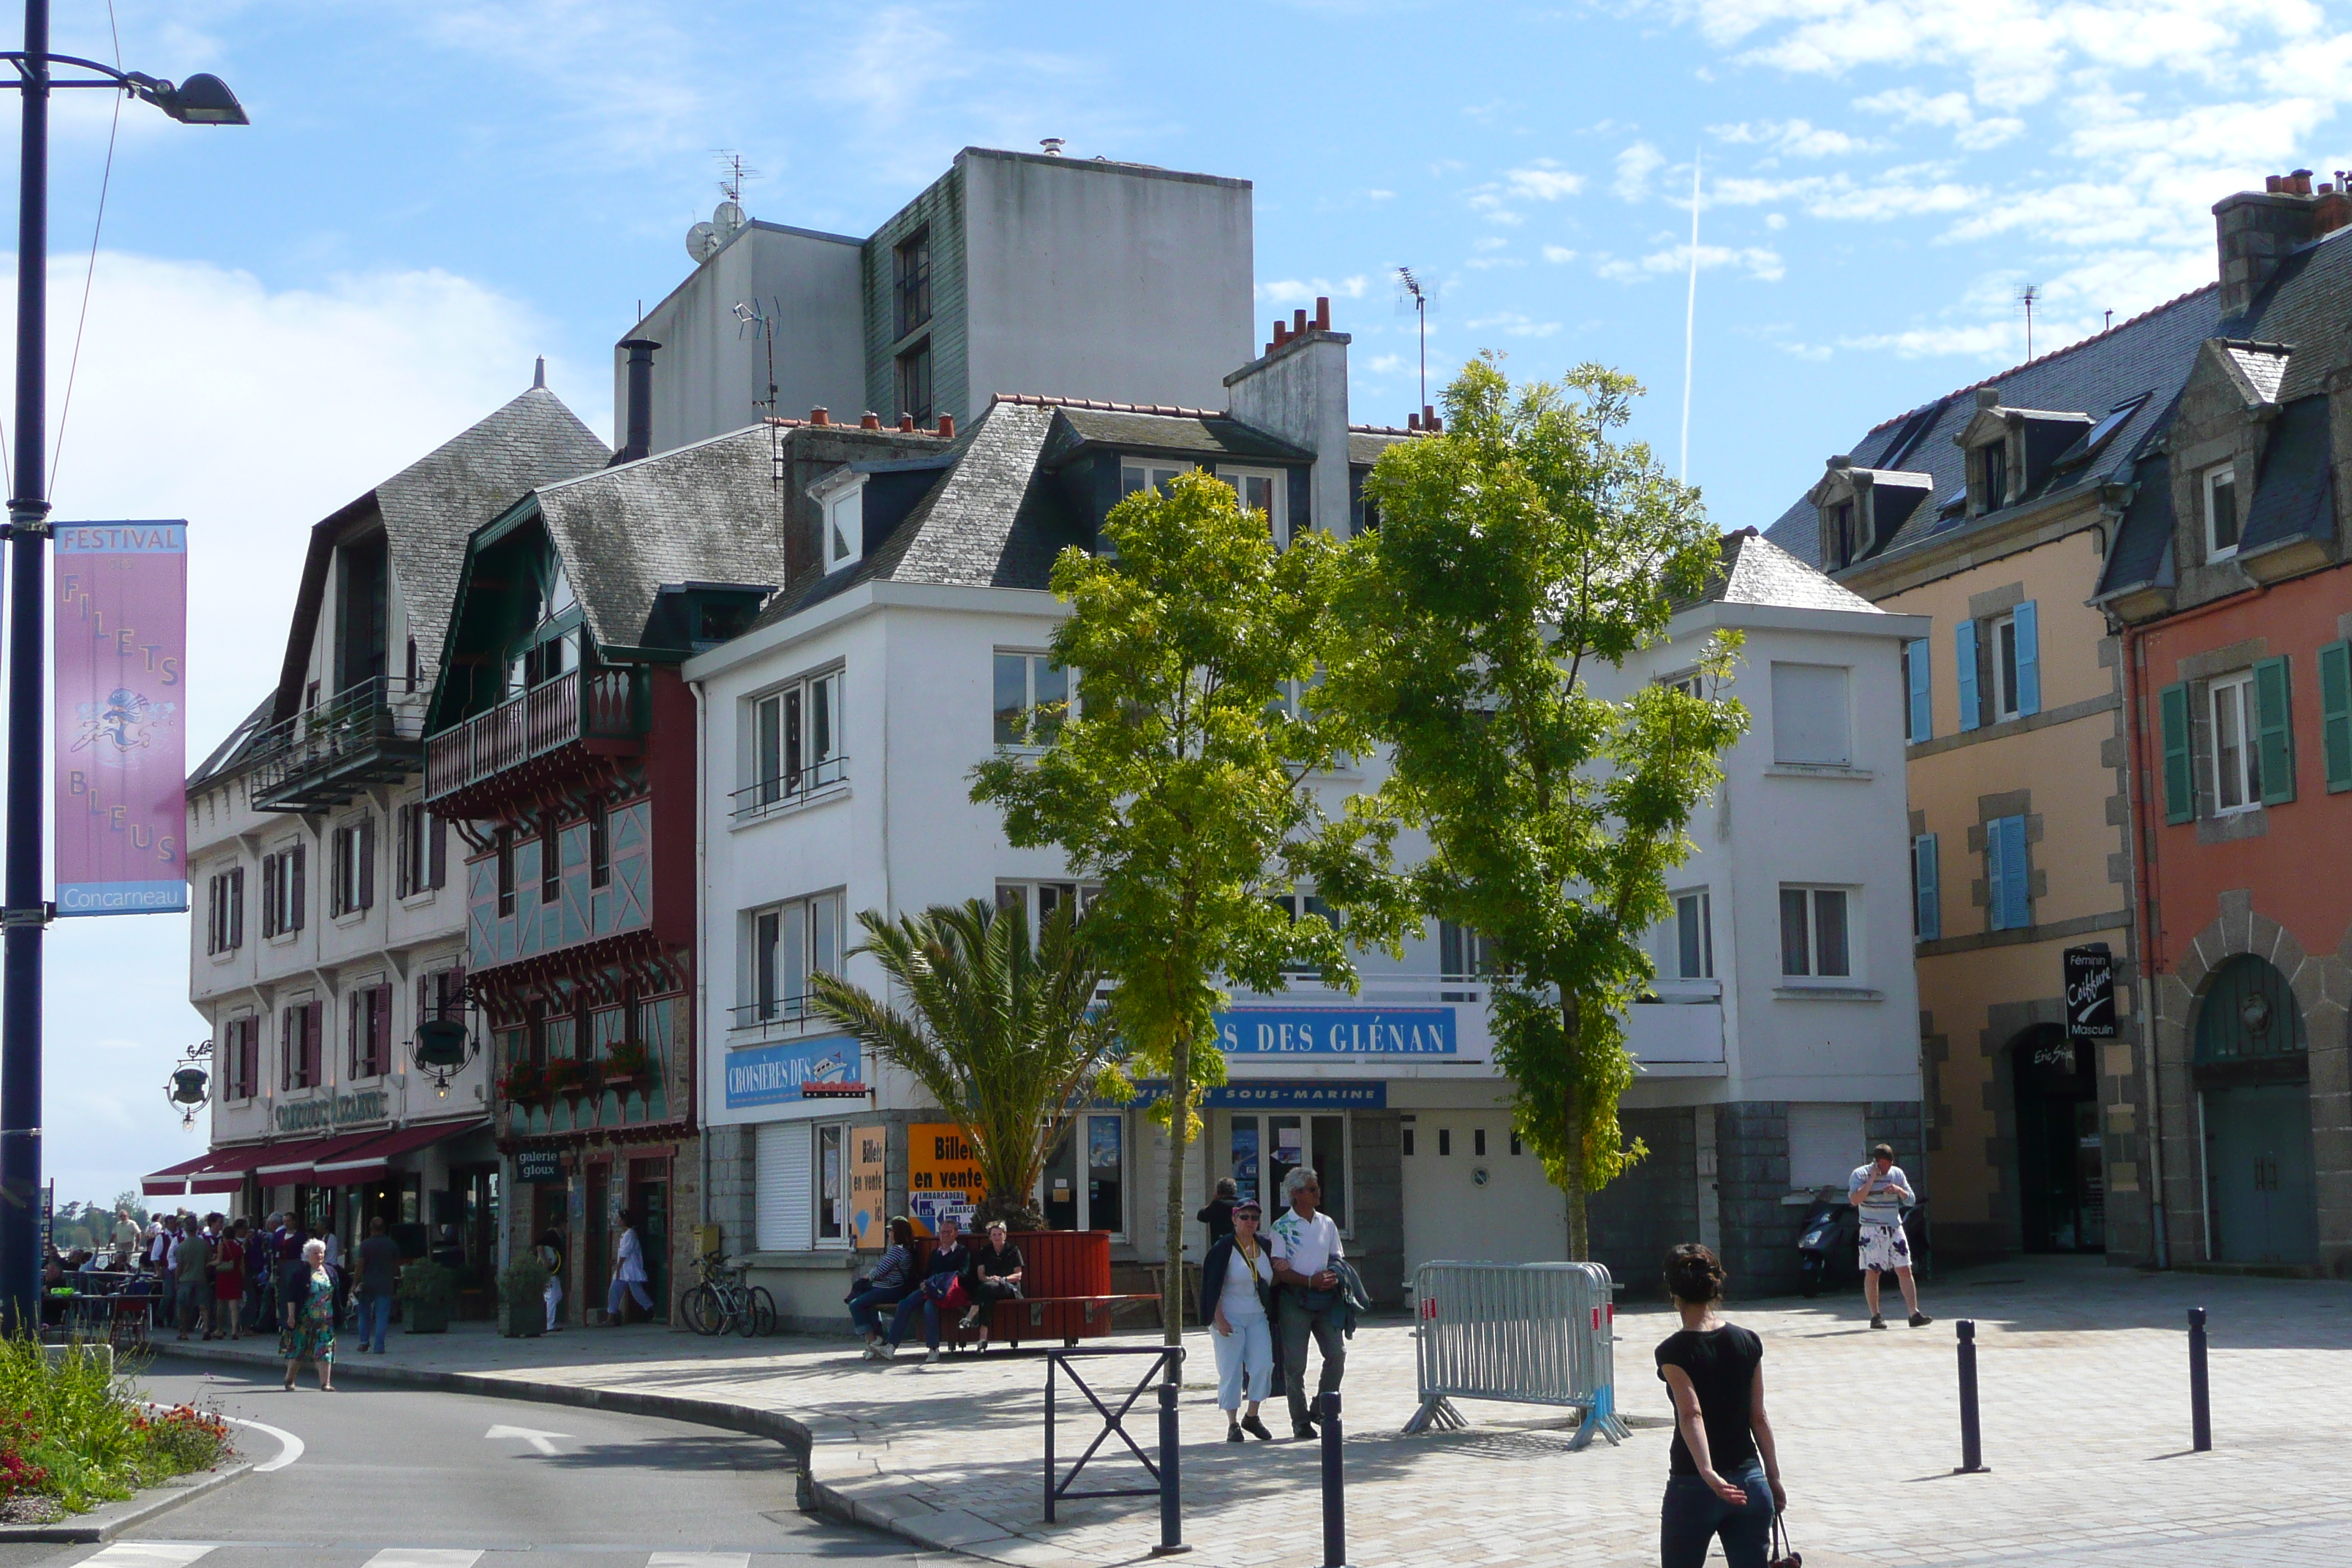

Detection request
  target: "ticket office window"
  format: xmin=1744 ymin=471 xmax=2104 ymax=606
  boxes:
xmin=1226 ymin=1112 xmax=1349 ymax=1232
xmin=1041 ymin=1112 xmax=1126 ymax=1237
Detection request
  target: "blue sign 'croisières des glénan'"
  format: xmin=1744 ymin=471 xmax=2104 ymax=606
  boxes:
xmin=725 ymin=1035 xmax=863 ymax=1109
xmin=1213 ymin=1007 xmax=1456 ymax=1055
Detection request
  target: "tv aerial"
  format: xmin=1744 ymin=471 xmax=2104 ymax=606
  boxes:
xmin=687 ymin=151 xmax=758 ymax=264
xmin=2016 ymin=284 xmax=2041 ymax=361
xmin=1395 ymin=267 xmax=1438 ymax=413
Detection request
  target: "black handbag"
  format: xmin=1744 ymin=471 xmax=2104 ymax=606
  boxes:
xmin=1768 ymin=1508 xmax=1801 ymax=1568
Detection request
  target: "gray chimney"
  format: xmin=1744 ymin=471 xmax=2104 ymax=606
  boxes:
xmin=611 ymin=339 xmax=660 ymax=465
xmin=1224 ymin=298 xmax=1351 ymax=536
xmin=2215 ymin=173 xmax=2318 ymax=320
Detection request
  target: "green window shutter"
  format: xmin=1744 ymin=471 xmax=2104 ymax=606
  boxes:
xmin=2318 ymin=641 xmax=2352 ymax=793
xmin=1912 ymin=833 xmax=1940 ymax=941
xmin=2159 ymin=682 xmax=2194 ymax=824
xmin=2253 ymin=655 xmax=2295 ymax=806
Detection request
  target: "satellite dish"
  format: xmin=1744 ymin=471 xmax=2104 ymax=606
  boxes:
xmin=712 ymin=200 xmax=746 ymax=239
xmin=686 ymin=222 xmax=721 ymax=263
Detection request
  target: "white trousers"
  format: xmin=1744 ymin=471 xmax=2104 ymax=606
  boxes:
xmin=1212 ymin=1312 xmax=1273 ymax=1411
xmin=544 ymin=1278 xmax=564 ymax=1330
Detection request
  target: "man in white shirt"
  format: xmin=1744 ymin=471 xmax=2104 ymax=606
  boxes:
xmin=1269 ymin=1165 xmax=1346 ymax=1440
xmin=1849 ymin=1143 xmax=1931 ymax=1329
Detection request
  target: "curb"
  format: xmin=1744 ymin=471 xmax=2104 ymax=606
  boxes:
xmin=0 ymin=1454 xmax=261 ymax=1543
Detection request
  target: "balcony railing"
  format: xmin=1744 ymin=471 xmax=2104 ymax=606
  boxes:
xmin=425 ymin=666 xmax=647 ymax=803
xmin=729 ymin=753 xmax=851 ymax=821
xmin=245 ymin=676 xmax=429 ymax=813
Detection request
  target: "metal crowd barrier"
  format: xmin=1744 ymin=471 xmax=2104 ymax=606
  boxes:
xmin=1403 ymin=1260 xmax=1629 ymax=1449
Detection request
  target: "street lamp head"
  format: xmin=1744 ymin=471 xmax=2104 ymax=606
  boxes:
xmin=125 ymin=72 xmax=249 ymax=127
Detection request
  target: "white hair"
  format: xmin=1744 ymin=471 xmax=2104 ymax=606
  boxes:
xmin=1283 ymin=1166 xmax=1320 ymax=1200
xmin=301 ymin=1238 xmax=327 ymax=1263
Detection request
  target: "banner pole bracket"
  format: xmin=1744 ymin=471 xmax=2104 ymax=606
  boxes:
xmin=0 ymin=905 xmax=52 ymax=930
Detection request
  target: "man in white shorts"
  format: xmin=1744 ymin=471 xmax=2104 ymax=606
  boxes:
xmin=1849 ymin=1142 xmax=1931 ymax=1329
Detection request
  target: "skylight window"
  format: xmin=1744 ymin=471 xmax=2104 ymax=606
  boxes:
xmin=2055 ymin=394 xmax=2149 ymax=470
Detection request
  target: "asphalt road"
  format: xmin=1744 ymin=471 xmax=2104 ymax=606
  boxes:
xmin=0 ymin=1358 xmax=927 ymax=1568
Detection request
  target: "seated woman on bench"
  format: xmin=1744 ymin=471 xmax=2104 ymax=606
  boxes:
xmin=885 ymin=1215 xmax=970 ymax=1365
xmin=959 ymin=1220 xmax=1025 ymax=1349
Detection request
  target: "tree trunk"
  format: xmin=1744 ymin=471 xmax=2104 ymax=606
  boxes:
xmin=1562 ymin=996 xmax=1588 ymax=1261
xmin=1163 ymin=1030 xmax=1191 ymax=1346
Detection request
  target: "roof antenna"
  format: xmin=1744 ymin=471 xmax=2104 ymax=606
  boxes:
xmin=532 ymin=355 xmax=546 ymax=390
xmin=735 ymin=298 xmax=785 ymax=489
xmin=1395 ymin=267 xmax=1433 ymax=415
xmin=1680 ymin=146 xmax=1701 ymax=485
xmin=2017 ymin=284 xmax=2040 ymax=361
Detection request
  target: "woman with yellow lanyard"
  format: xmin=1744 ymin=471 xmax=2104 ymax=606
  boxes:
xmin=1200 ymin=1199 xmax=1277 ymax=1441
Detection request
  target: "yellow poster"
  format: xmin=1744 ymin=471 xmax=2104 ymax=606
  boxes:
xmin=849 ymin=1124 xmax=887 ymax=1250
xmin=908 ymin=1122 xmax=984 ymax=1236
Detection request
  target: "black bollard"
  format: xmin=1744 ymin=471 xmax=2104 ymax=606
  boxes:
xmin=2188 ymin=1307 xmax=2212 ymax=1453
xmin=1321 ymin=1390 xmax=1349 ymax=1568
xmin=1953 ymin=1319 xmax=1988 ymax=1474
xmin=1150 ymin=1350 xmax=1190 ymax=1556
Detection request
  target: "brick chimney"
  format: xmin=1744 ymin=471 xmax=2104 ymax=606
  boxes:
xmin=1226 ymin=306 xmax=1352 ymax=535
xmin=2215 ymin=170 xmax=2320 ymax=319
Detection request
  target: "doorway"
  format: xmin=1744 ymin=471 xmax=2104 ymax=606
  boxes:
xmin=2195 ymin=954 xmax=2316 ymax=1265
xmin=584 ymin=1164 xmax=610 ymax=1316
xmin=2010 ymin=1024 xmax=2104 ymax=1253
xmin=628 ymin=1158 xmax=668 ymax=1322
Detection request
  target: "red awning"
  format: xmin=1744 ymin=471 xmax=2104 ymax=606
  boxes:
xmin=252 ymin=1128 xmax=390 ymax=1183
xmin=313 ymin=1118 xmax=489 ymax=1187
xmin=140 ymin=1150 xmax=216 ymax=1197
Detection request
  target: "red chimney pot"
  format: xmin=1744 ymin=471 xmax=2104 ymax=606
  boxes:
xmin=810 ymin=407 xmax=830 ymax=426
xmin=860 ymin=411 xmax=881 ymax=430
xmin=1273 ymin=321 xmax=1289 ymax=346
xmin=1406 ymin=412 xmax=1421 ymax=431
xmin=900 ymin=413 xmax=915 ymax=431
xmin=937 ymin=414 xmax=954 ymax=438
xmin=1293 ymin=309 xmax=1308 ymax=336
xmin=1313 ymin=296 xmax=1330 ymax=331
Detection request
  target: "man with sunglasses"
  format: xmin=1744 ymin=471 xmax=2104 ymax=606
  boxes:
xmin=1269 ymin=1165 xmax=1346 ymax=1440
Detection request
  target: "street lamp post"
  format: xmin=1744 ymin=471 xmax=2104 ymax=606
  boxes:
xmin=1 ymin=0 xmax=244 ymax=1330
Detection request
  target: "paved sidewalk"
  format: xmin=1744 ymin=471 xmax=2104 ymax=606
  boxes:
xmin=146 ymin=1258 xmax=2352 ymax=1568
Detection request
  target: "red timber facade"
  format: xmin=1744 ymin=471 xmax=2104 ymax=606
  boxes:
xmin=2099 ymin=174 xmax=2352 ymax=1275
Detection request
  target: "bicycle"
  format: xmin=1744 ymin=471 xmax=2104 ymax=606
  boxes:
xmin=679 ymin=1251 xmax=775 ymax=1338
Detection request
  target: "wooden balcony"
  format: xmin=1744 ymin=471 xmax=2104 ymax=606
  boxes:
xmin=246 ymin=676 xmax=428 ymax=813
xmin=424 ymin=666 xmax=647 ymax=811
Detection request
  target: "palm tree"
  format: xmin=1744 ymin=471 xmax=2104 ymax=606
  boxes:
xmin=810 ymin=897 xmax=1126 ymax=1229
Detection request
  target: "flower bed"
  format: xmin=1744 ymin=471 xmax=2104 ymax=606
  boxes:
xmin=0 ymin=1338 xmax=233 ymax=1516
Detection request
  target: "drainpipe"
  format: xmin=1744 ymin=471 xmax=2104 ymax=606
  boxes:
xmin=692 ymin=674 xmax=712 ymax=1243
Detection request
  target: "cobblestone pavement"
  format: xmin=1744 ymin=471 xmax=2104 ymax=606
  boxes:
xmin=154 ymin=1257 xmax=2351 ymax=1568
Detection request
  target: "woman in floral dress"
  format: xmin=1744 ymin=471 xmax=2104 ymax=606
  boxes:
xmin=279 ymin=1237 xmax=337 ymax=1391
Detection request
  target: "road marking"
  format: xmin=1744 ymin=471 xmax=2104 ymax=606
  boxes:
xmin=483 ymin=1422 xmax=570 ymax=1455
xmin=77 ymin=1548 xmax=218 ymax=1567
xmin=222 ymin=1413 xmax=305 ymax=1471
xmin=649 ymin=1557 xmax=753 ymax=1568
xmin=359 ymin=1553 xmax=484 ymax=1568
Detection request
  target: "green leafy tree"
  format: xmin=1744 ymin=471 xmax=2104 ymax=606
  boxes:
xmin=972 ymin=472 xmax=1406 ymax=1341
xmin=1327 ymin=355 xmax=1748 ymax=1259
xmin=809 ymin=898 xmax=1126 ymax=1230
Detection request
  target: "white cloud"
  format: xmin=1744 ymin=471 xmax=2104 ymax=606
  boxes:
xmin=1542 ymin=244 xmax=1580 ymax=262
xmin=1474 ymin=236 xmax=1510 ymax=252
xmin=1596 ymin=242 xmax=1787 ymax=282
xmin=1616 ymin=140 xmax=1668 ymax=200
xmin=1466 ymin=311 xmax=1562 ymax=338
xmin=1854 ymin=86 xmax=2028 ymax=149
xmin=1258 ymin=276 xmax=1373 ymax=304
xmin=1503 ymin=159 xmax=1587 ymax=200
xmin=1710 ymin=118 xmax=1882 ymax=157
xmin=1365 ymin=353 xmax=1405 ymax=374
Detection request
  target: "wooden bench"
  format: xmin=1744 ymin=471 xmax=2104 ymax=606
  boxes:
xmin=908 ymin=1229 xmax=1158 ymax=1352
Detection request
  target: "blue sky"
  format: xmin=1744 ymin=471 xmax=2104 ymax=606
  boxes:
xmin=25 ymin=0 xmax=2351 ymax=1202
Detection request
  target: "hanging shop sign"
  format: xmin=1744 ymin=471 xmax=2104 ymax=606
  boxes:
xmin=1214 ymin=1006 xmax=1456 ymax=1056
xmin=516 ymin=1148 xmax=563 ymax=1184
xmin=907 ymin=1122 xmax=984 ymax=1237
xmin=2065 ymin=944 xmax=2117 ymax=1041
xmin=54 ymin=521 xmax=187 ymax=916
xmin=723 ymin=1035 xmax=864 ymax=1110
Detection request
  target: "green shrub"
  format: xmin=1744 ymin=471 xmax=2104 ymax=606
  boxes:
xmin=0 ymin=1338 xmax=232 ymax=1512
xmin=396 ymin=1258 xmax=459 ymax=1308
xmin=497 ymin=1253 xmax=550 ymax=1305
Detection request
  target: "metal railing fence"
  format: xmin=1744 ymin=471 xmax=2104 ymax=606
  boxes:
xmin=1403 ymin=1259 xmax=1629 ymax=1449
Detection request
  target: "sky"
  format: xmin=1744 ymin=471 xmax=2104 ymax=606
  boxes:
xmin=17 ymin=0 xmax=2352 ymax=1204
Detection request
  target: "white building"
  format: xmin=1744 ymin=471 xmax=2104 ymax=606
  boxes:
xmin=158 ymin=381 xmax=609 ymax=1305
xmin=682 ymin=314 xmax=1929 ymax=1324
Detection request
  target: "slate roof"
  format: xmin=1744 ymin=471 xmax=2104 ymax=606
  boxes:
xmin=2223 ymin=341 xmax=2292 ymax=403
xmin=1042 ymin=404 xmax=1312 ymax=463
xmin=534 ymin=425 xmax=789 ymax=651
xmin=2096 ymin=452 xmax=2176 ymax=598
xmin=2237 ymin=393 xmax=2335 ymax=558
xmin=187 ymin=693 xmax=278 ymax=791
xmin=1674 ymin=529 xmax=1887 ymax=617
xmin=268 ymin=386 xmax=608 ymax=724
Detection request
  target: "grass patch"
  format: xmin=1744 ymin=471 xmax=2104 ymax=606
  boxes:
xmin=0 ymin=1337 xmax=234 ymax=1512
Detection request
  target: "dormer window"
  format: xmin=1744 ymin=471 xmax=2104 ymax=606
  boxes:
xmin=1829 ymin=500 xmax=1860 ymax=568
xmin=2202 ymin=461 xmax=2239 ymax=560
xmin=810 ymin=469 xmax=867 ymax=574
xmin=1980 ymin=440 xmax=2009 ymax=510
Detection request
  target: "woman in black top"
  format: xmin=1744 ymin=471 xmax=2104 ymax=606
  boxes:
xmin=960 ymin=1220 xmax=1025 ymax=1349
xmin=1653 ymin=1243 xmax=1784 ymax=1568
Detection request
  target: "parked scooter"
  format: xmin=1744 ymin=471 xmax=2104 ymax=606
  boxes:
xmin=1795 ymin=1191 xmax=1929 ymax=1297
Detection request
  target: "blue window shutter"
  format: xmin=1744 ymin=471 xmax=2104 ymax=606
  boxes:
xmin=1991 ymin=815 xmax=2029 ymax=931
xmin=2253 ymin=655 xmax=2295 ymax=806
xmin=1907 ymin=638 xmax=1932 ymax=744
xmin=2160 ymin=682 xmax=2195 ymax=823
xmin=1986 ymin=820 xmax=2008 ymax=930
xmin=1913 ymin=833 xmax=1940 ymax=941
xmin=2013 ymin=600 xmax=2040 ymax=717
xmin=1956 ymin=619 xmax=1980 ymax=732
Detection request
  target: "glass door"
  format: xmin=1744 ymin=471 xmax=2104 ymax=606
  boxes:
xmin=1040 ymin=1114 xmax=1126 ymax=1235
xmin=1227 ymin=1114 xmax=1349 ymax=1228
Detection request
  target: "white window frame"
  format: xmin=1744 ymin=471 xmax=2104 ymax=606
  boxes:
xmin=1778 ymin=883 xmax=1857 ymax=984
xmin=813 ymin=470 xmax=866 ymax=574
xmin=1040 ymin=1109 xmax=1132 ymax=1240
xmin=1989 ymin=612 xmax=2022 ymax=721
xmin=814 ymin=1121 xmax=851 ymax=1248
xmin=1217 ymin=465 xmax=1290 ymax=548
xmin=742 ymin=665 xmax=845 ymax=817
xmin=992 ymin=649 xmax=1074 ymax=750
xmin=1118 ymin=456 xmax=1191 ymax=498
xmin=738 ymin=889 xmax=846 ymax=1033
xmin=2209 ymin=671 xmax=2260 ymax=815
xmin=2202 ymin=461 xmax=2239 ymax=562
xmin=995 ymin=880 xmax=1099 ymax=932
xmin=1670 ymin=888 xmax=1715 ymax=981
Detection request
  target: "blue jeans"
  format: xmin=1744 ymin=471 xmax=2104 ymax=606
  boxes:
xmin=358 ymin=1293 xmax=391 ymax=1352
xmin=848 ymin=1286 xmax=907 ymax=1337
xmin=889 ymin=1291 xmax=943 ymax=1350
xmin=1659 ymin=1465 xmax=1772 ymax=1568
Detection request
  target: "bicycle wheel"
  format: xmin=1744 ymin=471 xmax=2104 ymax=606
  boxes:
xmin=680 ymin=1283 xmax=723 ymax=1337
xmin=750 ymin=1286 xmax=777 ymax=1338
xmin=734 ymin=1283 xmax=769 ymax=1338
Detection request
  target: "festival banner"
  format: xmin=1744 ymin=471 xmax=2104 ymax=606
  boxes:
xmin=54 ymin=521 xmax=187 ymax=916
